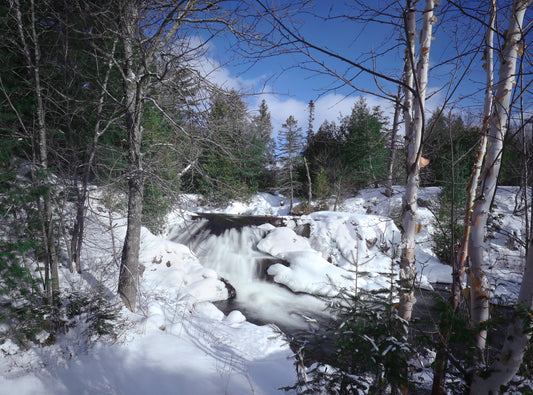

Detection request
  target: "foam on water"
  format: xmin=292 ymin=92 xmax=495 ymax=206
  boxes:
xmin=168 ymin=219 xmax=329 ymax=329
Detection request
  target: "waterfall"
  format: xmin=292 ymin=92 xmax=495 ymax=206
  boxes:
xmin=197 ymin=227 xmax=268 ymax=284
xmin=168 ymin=215 xmax=329 ymax=329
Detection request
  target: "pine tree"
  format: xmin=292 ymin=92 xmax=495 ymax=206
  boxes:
xmin=252 ymin=99 xmax=276 ymax=188
xmin=340 ymin=98 xmax=388 ymax=189
xmin=306 ymin=99 xmax=315 ymax=141
xmin=277 ymin=115 xmax=304 ymax=212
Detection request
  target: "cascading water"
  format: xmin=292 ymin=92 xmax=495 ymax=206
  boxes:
xmin=168 ymin=215 xmax=330 ymax=330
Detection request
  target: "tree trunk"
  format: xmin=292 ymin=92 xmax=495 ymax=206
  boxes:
xmin=398 ymin=0 xmax=435 ymax=324
xmin=71 ymin=39 xmax=117 ymax=274
xmin=432 ymin=7 xmax=496 ymax=391
xmin=118 ymin=2 xmax=144 ymax=312
xmin=470 ymin=238 xmax=533 ymax=393
xmin=385 ymin=85 xmax=402 ymax=198
xmin=454 ymin=0 xmax=496 ymax=311
xmin=469 ymin=0 xmax=531 ymax=353
xmin=14 ymin=0 xmax=59 ymax=305
xmin=398 ymin=0 xmax=416 ymax=326
xmin=116 ymin=1 xmax=196 ymax=311
xmin=288 ymin=149 xmax=294 ymax=213
xmin=304 ymin=157 xmax=312 ymax=206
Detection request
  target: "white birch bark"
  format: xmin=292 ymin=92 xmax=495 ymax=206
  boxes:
xmin=454 ymin=0 xmax=496 ymax=310
xmin=470 ymin=240 xmax=533 ymax=393
xmin=398 ymin=0 xmax=435 ymax=323
xmin=469 ymin=0 xmax=532 ymax=352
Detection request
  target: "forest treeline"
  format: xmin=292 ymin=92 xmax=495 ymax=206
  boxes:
xmin=1 ymin=0 xmax=533 ymax=393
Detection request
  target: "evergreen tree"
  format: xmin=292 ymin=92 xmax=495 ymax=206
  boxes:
xmin=423 ymin=111 xmax=480 ymax=265
xmin=307 ymin=99 xmax=315 ymax=141
xmin=194 ymin=90 xmax=265 ymax=202
xmin=277 ymin=115 xmax=304 ymax=212
xmin=304 ymin=120 xmax=344 ymax=199
xmin=252 ymin=99 xmax=276 ymax=189
xmin=423 ymin=111 xmax=479 ymax=203
xmin=303 ymin=98 xmax=388 ymax=198
xmin=339 ymin=98 xmax=388 ymax=189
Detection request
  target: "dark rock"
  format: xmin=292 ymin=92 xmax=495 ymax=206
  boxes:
xmin=220 ymin=277 xmax=237 ymax=299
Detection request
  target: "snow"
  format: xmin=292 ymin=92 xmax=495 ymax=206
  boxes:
xmin=1 ymin=186 xmax=529 ymax=394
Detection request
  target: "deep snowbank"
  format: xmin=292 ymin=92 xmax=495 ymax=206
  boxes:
xmin=1 ymin=186 xmax=529 ymax=394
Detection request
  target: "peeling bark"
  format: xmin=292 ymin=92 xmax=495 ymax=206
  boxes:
xmin=470 ymin=239 xmax=533 ymax=393
xmin=469 ymin=0 xmax=531 ymax=353
xmin=454 ymin=0 xmax=495 ymax=311
xmin=399 ymin=0 xmax=435 ymax=324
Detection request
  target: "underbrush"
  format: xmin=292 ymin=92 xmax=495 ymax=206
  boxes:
xmin=0 ymin=282 xmax=123 ymax=352
xmin=285 ymin=283 xmax=533 ymax=394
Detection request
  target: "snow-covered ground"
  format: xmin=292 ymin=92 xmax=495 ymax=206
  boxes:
xmin=0 ymin=186 xmax=529 ymax=394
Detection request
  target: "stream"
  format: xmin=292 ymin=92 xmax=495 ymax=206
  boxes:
xmin=167 ymin=213 xmax=332 ymax=331
xmin=166 ymin=213 xmax=459 ymax=368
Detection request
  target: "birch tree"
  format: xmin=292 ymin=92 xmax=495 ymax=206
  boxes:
xmin=398 ymin=0 xmax=436 ymax=324
xmin=470 ymin=243 xmax=533 ymax=392
xmin=468 ymin=0 xmax=532 ymax=354
xmin=453 ymin=0 xmax=496 ymax=311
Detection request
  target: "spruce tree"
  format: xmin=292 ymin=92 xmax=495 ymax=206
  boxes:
xmin=252 ymin=99 xmax=276 ymax=189
xmin=277 ymin=115 xmax=304 ymax=212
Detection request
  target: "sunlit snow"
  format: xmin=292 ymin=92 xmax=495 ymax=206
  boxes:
xmin=0 ymin=186 xmax=529 ymax=394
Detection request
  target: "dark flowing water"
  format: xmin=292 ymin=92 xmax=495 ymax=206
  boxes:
xmin=167 ymin=214 xmax=332 ymax=330
xmin=166 ymin=213 xmax=467 ymax=369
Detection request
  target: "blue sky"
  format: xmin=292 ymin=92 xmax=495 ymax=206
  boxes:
xmin=197 ymin=1 xmax=532 ymax=135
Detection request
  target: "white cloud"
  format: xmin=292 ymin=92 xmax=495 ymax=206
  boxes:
xmin=186 ymin=35 xmax=402 ymax=137
xmin=255 ymin=92 xmax=396 ymax=138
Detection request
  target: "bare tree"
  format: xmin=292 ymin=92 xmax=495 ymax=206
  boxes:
xmin=117 ymin=0 xmax=206 ymax=311
xmin=468 ymin=0 xmax=532 ymax=354
xmin=454 ymin=0 xmax=496 ymax=312
xmin=397 ymin=0 xmax=436 ymax=324
xmin=11 ymin=0 xmax=60 ymax=305
xmin=467 ymin=1 xmax=533 ymax=390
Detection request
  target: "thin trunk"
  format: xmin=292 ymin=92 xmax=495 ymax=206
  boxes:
xmin=385 ymin=85 xmax=402 ymax=198
xmin=469 ymin=0 xmax=531 ymax=353
xmin=288 ymin=149 xmax=294 ymax=213
xmin=399 ymin=0 xmax=435 ymax=324
xmin=71 ymin=39 xmax=117 ymax=274
xmin=519 ymin=64 xmax=530 ymax=250
xmin=304 ymin=157 xmax=312 ymax=206
xmin=432 ymin=109 xmax=461 ymax=394
xmin=433 ymin=69 xmax=493 ymax=391
xmin=62 ymin=13 xmax=76 ymax=273
xmin=454 ymin=0 xmax=496 ymax=311
xmin=14 ymin=0 xmax=59 ymax=304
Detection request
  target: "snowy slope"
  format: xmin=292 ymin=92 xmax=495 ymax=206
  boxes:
xmin=0 ymin=190 xmax=296 ymax=395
